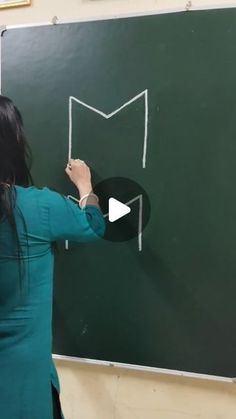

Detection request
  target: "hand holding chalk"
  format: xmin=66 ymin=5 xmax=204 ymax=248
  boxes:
xmin=65 ymin=158 xmax=92 ymax=197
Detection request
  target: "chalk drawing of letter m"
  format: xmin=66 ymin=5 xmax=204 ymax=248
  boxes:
xmin=68 ymin=89 xmax=149 ymax=169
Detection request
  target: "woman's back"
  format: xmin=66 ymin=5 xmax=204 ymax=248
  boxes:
xmin=0 ymin=185 xmax=104 ymax=419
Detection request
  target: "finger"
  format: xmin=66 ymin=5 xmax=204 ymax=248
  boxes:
xmin=65 ymin=167 xmax=71 ymax=175
xmin=69 ymin=160 xmax=77 ymax=167
xmin=68 ymin=158 xmax=75 ymax=165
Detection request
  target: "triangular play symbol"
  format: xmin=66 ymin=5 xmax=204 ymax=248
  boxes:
xmin=108 ymin=198 xmax=131 ymax=223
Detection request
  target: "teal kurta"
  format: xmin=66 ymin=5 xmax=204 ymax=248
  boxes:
xmin=0 ymin=185 xmax=105 ymax=419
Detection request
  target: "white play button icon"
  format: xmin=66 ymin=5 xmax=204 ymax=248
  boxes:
xmin=108 ymin=198 xmax=131 ymax=223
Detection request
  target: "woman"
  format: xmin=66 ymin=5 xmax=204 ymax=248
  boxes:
xmin=0 ymin=96 xmax=105 ymax=419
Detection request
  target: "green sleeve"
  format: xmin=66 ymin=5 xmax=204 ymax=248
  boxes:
xmin=42 ymin=187 xmax=105 ymax=242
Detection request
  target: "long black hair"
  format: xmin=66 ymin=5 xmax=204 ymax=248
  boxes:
xmin=0 ymin=95 xmax=33 ymax=290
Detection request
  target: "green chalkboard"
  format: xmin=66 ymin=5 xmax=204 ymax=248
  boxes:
xmin=2 ymin=9 xmax=236 ymax=377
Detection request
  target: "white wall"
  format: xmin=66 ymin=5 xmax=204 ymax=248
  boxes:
xmin=57 ymin=360 xmax=236 ymax=419
xmin=0 ymin=0 xmax=235 ymax=26
xmin=1 ymin=1 xmax=236 ymax=418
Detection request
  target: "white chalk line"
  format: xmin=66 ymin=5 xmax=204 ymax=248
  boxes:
xmin=103 ymin=194 xmax=143 ymax=252
xmin=65 ymin=194 xmax=143 ymax=252
xmin=68 ymin=89 xmax=149 ymax=169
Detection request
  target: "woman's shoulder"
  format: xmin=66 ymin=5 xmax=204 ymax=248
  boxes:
xmin=15 ymin=185 xmax=63 ymax=205
xmin=15 ymin=185 xmax=57 ymax=195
